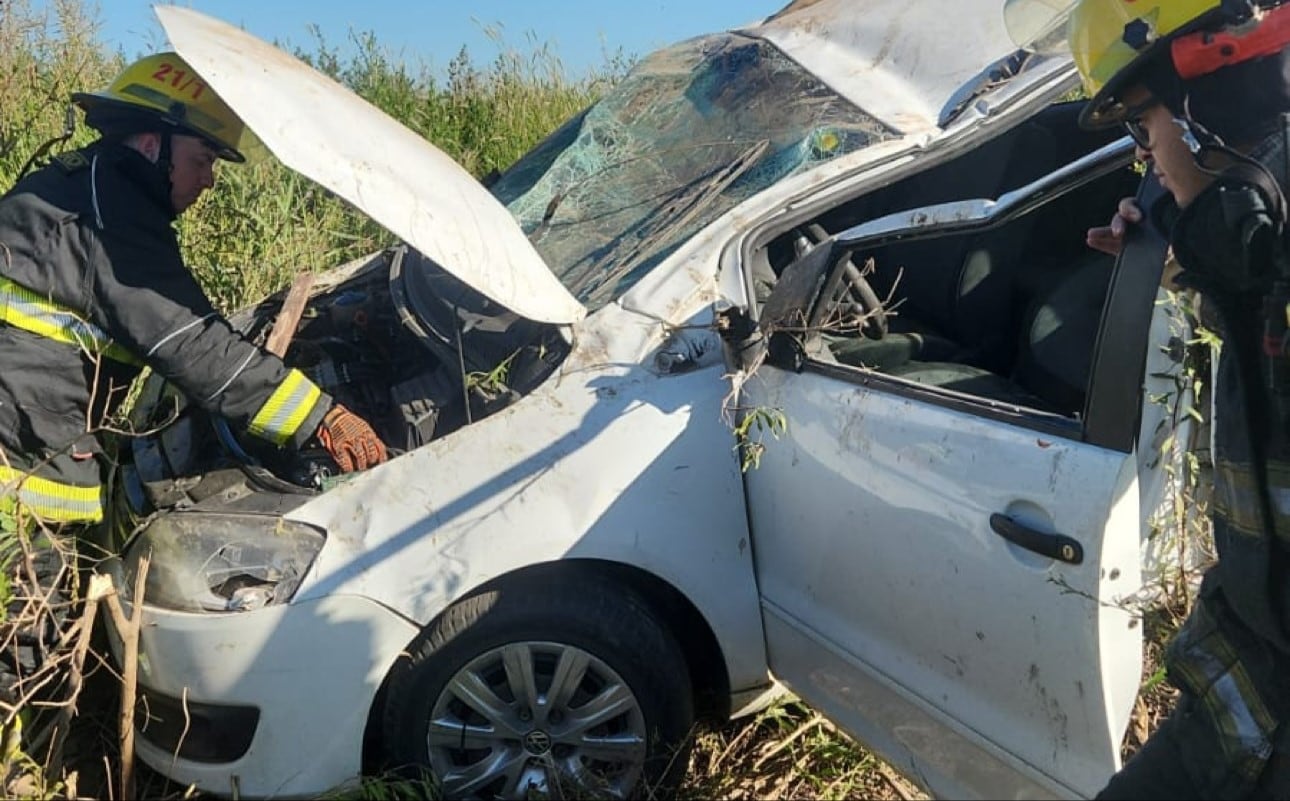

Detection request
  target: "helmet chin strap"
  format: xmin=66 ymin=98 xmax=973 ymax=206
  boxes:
xmin=157 ymin=129 xmax=178 ymax=215
xmin=1172 ymin=100 xmax=1288 ymax=228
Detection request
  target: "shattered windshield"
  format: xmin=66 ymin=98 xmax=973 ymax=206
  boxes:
xmin=489 ymin=33 xmax=896 ymax=310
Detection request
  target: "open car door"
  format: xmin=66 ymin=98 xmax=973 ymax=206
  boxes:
xmin=742 ymin=143 xmax=1171 ymax=798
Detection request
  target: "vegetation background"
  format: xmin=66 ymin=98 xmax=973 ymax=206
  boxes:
xmin=0 ymin=0 xmax=1204 ymax=798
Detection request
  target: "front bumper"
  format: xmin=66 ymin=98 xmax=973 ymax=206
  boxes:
xmin=103 ymin=559 xmax=420 ymax=798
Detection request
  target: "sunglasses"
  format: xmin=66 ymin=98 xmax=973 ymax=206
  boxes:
xmin=1120 ymin=98 xmax=1159 ymax=149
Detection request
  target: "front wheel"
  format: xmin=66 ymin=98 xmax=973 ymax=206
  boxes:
xmin=382 ymin=571 xmax=695 ymax=799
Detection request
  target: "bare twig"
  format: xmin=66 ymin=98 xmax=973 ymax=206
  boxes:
xmin=876 ymin=761 xmax=919 ymax=801
xmin=751 ymin=711 xmax=823 ymax=771
xmin=93 ymin=557 xmax=149 ymax=800
xmin=42 ymin=591 xmax=101 ymax=777
xmin=709 ymin=717 xmax=760 ymax=774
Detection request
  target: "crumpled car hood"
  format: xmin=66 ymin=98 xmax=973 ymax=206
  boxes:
xmin=156 ymin=5 xmax=587 ymax=325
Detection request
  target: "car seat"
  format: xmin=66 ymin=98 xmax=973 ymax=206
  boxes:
xmin=1011 ymin=250 xmax=1116 ymax=415
xmin=856 ymin=122 xmax=1060 ymax=374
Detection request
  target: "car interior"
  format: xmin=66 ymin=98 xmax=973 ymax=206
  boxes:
xmin=754 ymin=101 xmax=1143 ymax=421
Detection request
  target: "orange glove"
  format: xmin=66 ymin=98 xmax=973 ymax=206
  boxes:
xmin=316 ymin=405 xmax=387 ymax=473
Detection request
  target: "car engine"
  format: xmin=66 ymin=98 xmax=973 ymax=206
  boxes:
xmin=125 ymin=246 xmax=568 ymax=508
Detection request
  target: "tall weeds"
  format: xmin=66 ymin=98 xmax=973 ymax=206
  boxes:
xmin=2 ymin=1 xmax=620 ymax=312
xmin=0 ymin=0 xmax=119 ymax=188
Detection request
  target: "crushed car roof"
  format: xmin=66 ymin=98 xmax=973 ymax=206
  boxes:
xmin=749 ymin=0 xmax=1024 ymax=132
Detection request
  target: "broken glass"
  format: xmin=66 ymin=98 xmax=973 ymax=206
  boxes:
xmin=490 ymin=32 xmax=896 ymax=310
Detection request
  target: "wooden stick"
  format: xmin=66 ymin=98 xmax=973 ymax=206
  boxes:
xmin=264 ymin=274 xmax=315 ymax=358
xmin=96 ymin=558 xmax=149 ymax=800
xmin=42 ymin=590 xmax=102 ymax=777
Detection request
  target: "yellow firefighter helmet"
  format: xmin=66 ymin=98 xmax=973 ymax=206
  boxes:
xmin=72 ymin=52 xmax=259 ymax=162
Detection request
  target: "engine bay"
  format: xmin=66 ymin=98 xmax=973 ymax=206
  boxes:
xmin=124 ymin=246 xmax=570 ymax=512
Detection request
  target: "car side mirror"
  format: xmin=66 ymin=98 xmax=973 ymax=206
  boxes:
xmin=759 ymin=236 xmax=843 ymax=336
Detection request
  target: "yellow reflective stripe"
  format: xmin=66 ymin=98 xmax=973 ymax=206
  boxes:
xmin=0 ymin=277 xmax=141 ymax=366
xmin=1268 ymin=459 xmax=1290 ymax=547
xmin=0 ymin=466 xmax=102 ymax=523
xmin=1213 ymin=460 xmax=1265 ymax=537
xmin=1167 ymin=603 xmax=1277 ymax=779
xmin=1214 ymin=458 xmax=1290 ymax=544
xmin=248 ymin=369 xmax=323 ymax=446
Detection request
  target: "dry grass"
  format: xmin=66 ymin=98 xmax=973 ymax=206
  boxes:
xmin=681 ymin=701 xmax=927 ymax=800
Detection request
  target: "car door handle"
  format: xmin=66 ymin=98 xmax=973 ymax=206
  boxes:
xmin=989 ymin=513 xmax=1084 ymax=565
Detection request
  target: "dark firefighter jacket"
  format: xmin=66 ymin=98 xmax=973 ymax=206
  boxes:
xmin=1164 ymin=114 xmax=1290 ymax=793
xmin=0 ymin=142 xmax=330 ymax=523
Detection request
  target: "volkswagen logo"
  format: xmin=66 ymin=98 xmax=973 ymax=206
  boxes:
xmin=523 ymin=729 xmax=553 ymax=756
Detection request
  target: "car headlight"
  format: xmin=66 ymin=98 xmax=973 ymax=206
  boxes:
xmin=120 ymin=513 xmax=324 ymax=613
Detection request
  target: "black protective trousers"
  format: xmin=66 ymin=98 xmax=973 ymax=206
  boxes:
xmin=1096 ymin=691 xmax=1290 ymax=800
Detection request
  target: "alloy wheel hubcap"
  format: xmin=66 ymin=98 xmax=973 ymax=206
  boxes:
xmin=426 ymin=640 xmax=647 ymax=799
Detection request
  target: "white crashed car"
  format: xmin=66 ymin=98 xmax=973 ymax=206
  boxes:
xmin=105 ymin=1 xmax=1196 ymax=799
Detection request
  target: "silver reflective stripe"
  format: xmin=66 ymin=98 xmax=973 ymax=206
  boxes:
xmin=147 ymin=312 xmax=216 ymax=358
xmin=204 ymin=350 xmax=257 ymax=403
xmin=1209 ymin=672 xmax=1275 ymax=759
xmin=1170 ymin=601 xmax=1278 ymax=779
xmin=90 ymin=152 xmax=104 ymax=229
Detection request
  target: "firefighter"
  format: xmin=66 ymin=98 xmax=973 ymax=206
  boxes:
xmin=0 ymin=51 xmax=388 ymax=524
xmin=1009 ymin=0 xmax=1290 ymax=796
xmin=0 ymin=53 xmax=387 ymax=709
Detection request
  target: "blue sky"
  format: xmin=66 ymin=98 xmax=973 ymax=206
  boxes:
xmin=60 ymin=1 xmax=786 ymax=77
